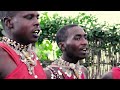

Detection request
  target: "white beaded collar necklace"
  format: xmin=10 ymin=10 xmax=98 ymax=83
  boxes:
xmin=52 ymin=57 xmax=84 ymax=79
xmin=1 ymin=36 xmax=38 ymax=78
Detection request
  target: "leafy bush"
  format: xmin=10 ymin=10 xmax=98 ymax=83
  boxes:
xmin=36 ymin=12 xmax=120 ymax=68
xmin=0 ymin=12 xmax=120 ymax=68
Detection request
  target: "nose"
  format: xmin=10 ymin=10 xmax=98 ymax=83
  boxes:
xmin=80 ymin=38 xmax=88 ymax=45
xmin=33 ymin=18 xmax=40 ymax=28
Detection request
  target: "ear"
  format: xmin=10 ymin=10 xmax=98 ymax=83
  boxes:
xmin=4 ymin=17 xmax=13 ymax=29
xmin=58 ymin=42 xmax=66 ymax=51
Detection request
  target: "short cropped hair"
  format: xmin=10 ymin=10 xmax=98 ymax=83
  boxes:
xmin=0 ymin=11 xmax=19 ymax=19
xmin=56 ymin=24 xmax=78 ymax=45
xmin=0 ymin=11 xmax=19 ymax=29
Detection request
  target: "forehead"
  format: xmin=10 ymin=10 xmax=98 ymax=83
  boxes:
xmin=15 ymin=11 xmax=39 ymax=16
xmin=67 ymin=26 xmax=86 ymax=37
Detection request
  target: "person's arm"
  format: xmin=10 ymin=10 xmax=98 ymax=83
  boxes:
xmin=101 ymin=71 xmax=113 ymax=79
xmin=0 ymin=47 xmax=17 ymax=79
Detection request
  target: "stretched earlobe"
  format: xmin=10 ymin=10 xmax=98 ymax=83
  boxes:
xmin=58 ymin=42 xmax=65 ymax=51
xmin=4 ymin=17 xmax=13 ymax=29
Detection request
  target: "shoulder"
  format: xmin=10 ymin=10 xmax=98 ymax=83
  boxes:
xmin=81 ymin=66 xmax=88 ymax=71
xmin=0 ymin=47 xmax=7 ymax=65
xmin=101 ymin=67 xmax=120 ymax=79
xmin=101 ymin=71 xmax=113 ymax=79
xmin=81 ymin=66 xmax=88 ymax=74
xmin=0 ymin=46 xmax=8 ymax=58
xmin=0 ymin=47 xmax=17 ymax=79
xmin=0 ymin=45 xmax=16 ymax=59
xmin=81 ymin=66 xmax=88 ymax=79
xmin=44 ymin=65 xmax=64 ymax=79
xmin=0 ymin=44 xmax=15 ymax=60
xmin=44 ymin=68 xmax=51 ymax=79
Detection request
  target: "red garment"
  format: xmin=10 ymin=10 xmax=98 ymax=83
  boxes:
xmin=0 ymin=42 xmax=47 ymax=79
xmin=112 ymin=67 xmax=120 ymax=79
xmin=49 ymin=64 xmax=85 ymax=79
xmin=58 ymin=67 xmax=85 ymax=79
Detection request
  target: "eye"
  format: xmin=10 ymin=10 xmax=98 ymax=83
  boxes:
xmin=74 ymin=36 xmax=81 ymax=40
xmin=37 ymin=15 xmax=39 ymax=19
xmin=84 ymin=35 xmax=87 ymax=39
xmin=24 ymin=14 xmax=34 ymax=20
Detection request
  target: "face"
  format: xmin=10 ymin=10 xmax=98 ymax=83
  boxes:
xmin=64 ymin=26 xmax=88 ymax=60
xmin=9 ymin=11 xmax=40 ymax=45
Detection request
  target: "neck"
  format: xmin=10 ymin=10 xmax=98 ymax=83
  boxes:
xmin=2 ymin=30 xmax=10 ymax=39
xmin=10 ymin=36 xmax=31 ymax=45
xmin=4 ymin=31 xmax=31 ymax=45
xmin=62 ymin=53 xmax=79 ymax=64
xmin=2 ymin=36 xmax=34 ymax=52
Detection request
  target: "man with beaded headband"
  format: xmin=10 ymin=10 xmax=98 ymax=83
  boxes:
xmin=0 ymin=11 xmax=47 ymax=79
xmin=45 ymin=24 xmax=89 ymax=79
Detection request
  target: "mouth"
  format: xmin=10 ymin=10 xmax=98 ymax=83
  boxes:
xmin=79 ymin=48 xmax=89 ymax=53
xmin=32 ymin=29 xmax=41 ymax=38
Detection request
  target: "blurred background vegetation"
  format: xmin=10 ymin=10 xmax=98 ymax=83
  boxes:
xmin=0 ymin=12 xmax=120 ymax=78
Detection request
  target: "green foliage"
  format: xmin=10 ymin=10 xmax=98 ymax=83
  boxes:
xmin=0 ymin=12 xmax=120 ymax=67
xmin=38 ymin=12 xmax=99 ymax=44
xmin=35 ymin=40 xmax=53 ymax=61
xmin=36 ymin=12 xmax=120 ymax=67
xmin=55 ymin=48 xmax=62 ymax=58
xmin=35 ymin=39 xmax=60 ymax=61
xmin=0 ymin=21 xmax=3 ymax=38
xmin=37 ymin=12 xmax=101 ymax=62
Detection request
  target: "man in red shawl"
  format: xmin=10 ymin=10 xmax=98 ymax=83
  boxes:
xmin=0 ymin=11 xmax=46 ymax=79
xmin=45 ymin=24 xmax=89 ymax=79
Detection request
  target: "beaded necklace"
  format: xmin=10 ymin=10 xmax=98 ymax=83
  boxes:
xmin=52 ymin=57 xmax=84 ymax=79
xmin=1 ymin=36 xmax=38 ymax=78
